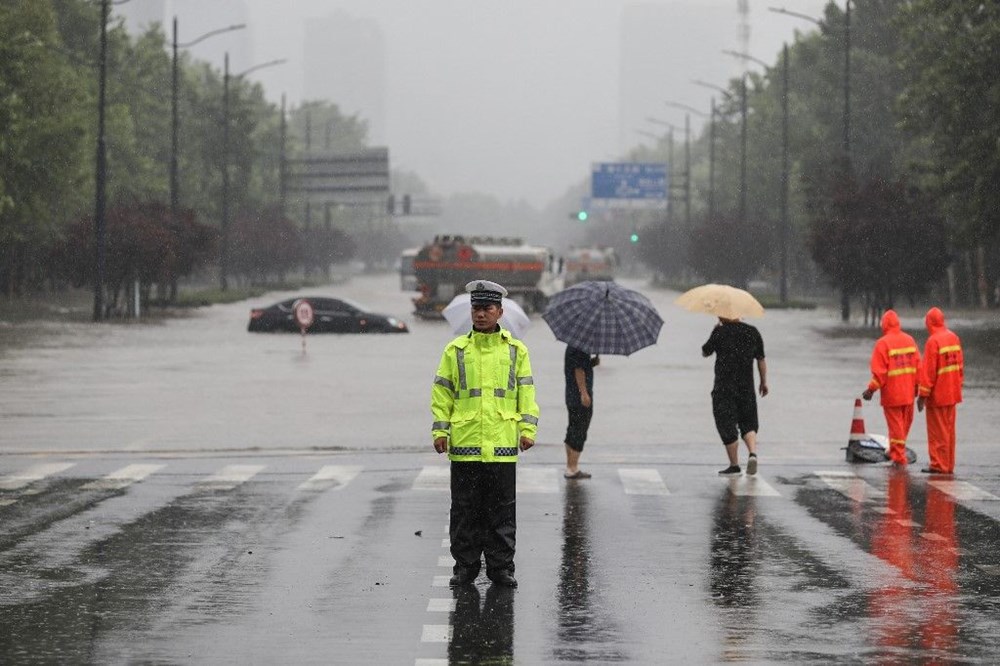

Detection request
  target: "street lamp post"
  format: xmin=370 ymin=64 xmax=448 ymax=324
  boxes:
xmin=668 ymin=100 xmax=715 ymax=221
xmin=724 ymin=48 xmax=790 ymax=303
xmin=771 ymin=2 xmax=852 ymax=313
xmin=693 ymin=79 xmax=745 ymax=225
xmin=93 ymin=0 xmax=109 ymax=321
xmin=646 ymin=117 xmax=679 ymax=226
xmin=220 ymin=55 xmax=287 ymax=290
xmin=171 ymin=20 xmax=245 ymax=294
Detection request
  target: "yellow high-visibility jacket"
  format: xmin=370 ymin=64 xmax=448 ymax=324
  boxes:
xmin=431 ymin=327 xmax=539 ymax=462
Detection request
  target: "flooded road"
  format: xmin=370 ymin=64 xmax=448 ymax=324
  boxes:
xmin=2 ymin=274 xmax=999 ymax=663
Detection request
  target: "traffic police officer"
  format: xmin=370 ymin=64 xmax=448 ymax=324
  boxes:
xmin=431 ymin=279 xmax=539 ymax=587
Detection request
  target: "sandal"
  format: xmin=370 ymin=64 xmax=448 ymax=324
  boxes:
xmin=564 ymin=470 xmax=592 ymax=479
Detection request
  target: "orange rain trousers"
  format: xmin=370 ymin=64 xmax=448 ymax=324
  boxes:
xmin=883 ymin=404 xmax=914 ymax=465
xmin=926 ymin=404 xmax=957 ymax=474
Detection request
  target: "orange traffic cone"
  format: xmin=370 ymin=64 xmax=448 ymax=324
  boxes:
xmin=849 ymin=398 xmax=866 ymax=441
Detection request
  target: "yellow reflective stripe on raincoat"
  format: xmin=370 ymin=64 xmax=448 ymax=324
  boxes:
xmin=888 ymin=346 xmax=917 ymax=357
xmin=887 ymin=367 xmax=917 ymax=377
xmin=938 ymin=345 xmax=961 ymax=354
xmin=430 ymin=328 xmax=539 ymax=463
xmin=937 ymin=364 xmax=961 ymax=376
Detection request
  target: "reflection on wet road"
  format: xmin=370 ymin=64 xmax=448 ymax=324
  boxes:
xmin=1 ymin=455 xmax=997 ymax=662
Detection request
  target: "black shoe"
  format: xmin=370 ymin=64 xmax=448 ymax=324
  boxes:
xmin=718 ymin=465 xmax=741 ymax=476
xmin=489 ymin=571 xmax=518 ymax=587
xmin=746 ymin=454 xmax=758 ymax=476
xmin=920 ymin=467 xmax=951 ymax=475
xmin=449 ymin=568 xmax=479 ymax=586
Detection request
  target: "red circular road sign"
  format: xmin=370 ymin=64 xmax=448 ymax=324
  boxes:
xmin=293 ymin=299 xmax=314 ymax=330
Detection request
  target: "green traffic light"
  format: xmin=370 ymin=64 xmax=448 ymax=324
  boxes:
xmin=577 ymin=210 xmax=589 ymax=222
xmin=630 ymin=233 xmax=639 ymax=243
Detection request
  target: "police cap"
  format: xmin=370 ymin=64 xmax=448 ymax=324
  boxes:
xmin=466 ymin=279 xmax=507 ymax=305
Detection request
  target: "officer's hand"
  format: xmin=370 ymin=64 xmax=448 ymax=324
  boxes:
xmin=519 ymin=436 xmax=534 ymax=451
xmin=862 ymin=389 xmax=874 ymax=401
xmin=433 ymin=437 xmax=448 ymax=454
xmin=917 ymin=396 xmax=925 ymax=412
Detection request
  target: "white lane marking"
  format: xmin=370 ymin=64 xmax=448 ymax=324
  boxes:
xmin=975 ymin=564 xmax=1000 ymax=576
xmin=80 ymin=464 xmax=164 ymax=491
xmin=0 ymin=463 xmax=75 ymax=491
xmin=894 ymin=519 xmax=921 ymax=527
xmin=727 ymin=474 xmax=782 ymax=497
xmin=920 ymin=532 xmax=948 ymax=542
xmin=929 ymin=479 xmax=1000 ymax=501
xmin=426 ymin=598 xmax=456 ymax=612
xmin=197 ymin=464 xmax=265 ymax=491
xmin=441 ymin=538 xmax=450 ymax=548
xmin=297 ymin=465 xmax=362 ymax=491
xmin=421 ymin=625 xmax=452 ymax=643
xmin=871 ymin=506 xmax=896 ymax=515
xmin=815 ymin=470 xmax=884 ymax=502
xmin=437 ymin=556 xmax=453 ymax=568
xmin=415 ymin=659 xmax=448 ymax=665
xmin=0 ymin=499 xmax=17 ymax=507
xmin=413 ymin=466 xmax=450 ymax=491
xmin=518 ymin=467 xmax=558 ymax=493
xmin=431 ymin=575 xmax=451 ymax=587
xmin=619 ymin=468 xmax=670 ymax=495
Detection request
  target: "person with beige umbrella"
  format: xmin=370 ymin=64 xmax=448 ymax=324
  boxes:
xmin=676 ymin=284 xmax=768 ymax=476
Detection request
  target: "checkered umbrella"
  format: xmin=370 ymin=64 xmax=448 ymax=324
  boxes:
xmin=542 ymin=281 xmax=664 ymax=355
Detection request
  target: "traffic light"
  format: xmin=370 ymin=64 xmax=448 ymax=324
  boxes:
xmin=630 ymin=232 xmax=639 ymax=243
xmin=577 ymin=210 xmax=589 ymax=222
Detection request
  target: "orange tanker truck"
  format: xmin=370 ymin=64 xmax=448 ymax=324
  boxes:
xmin=411 ymin=235 xmax=554 ymax=318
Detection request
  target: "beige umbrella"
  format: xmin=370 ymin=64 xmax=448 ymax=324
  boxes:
xmin=674 ymin=283 xmax=765 ymax=320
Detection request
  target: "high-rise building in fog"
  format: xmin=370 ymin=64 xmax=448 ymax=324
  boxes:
xmin=618 ymin=3 xmax=742 ymax=153
xmin=302 ymin=11 xmax=386 ymax=145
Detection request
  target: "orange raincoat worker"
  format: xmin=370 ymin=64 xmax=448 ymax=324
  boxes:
xmin=917 ymin=307 xmax=963 ymax=474
xmin=862 ymin=310 xmax=921 ymax=465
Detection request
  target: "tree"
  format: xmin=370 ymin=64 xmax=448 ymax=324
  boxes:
xmin=688 ymin=213 xmax=771 ymax=288
xmin=0 ymin=0 xmax=89 ymax=296
xmin=809 ymin=175 xmax=949 ymax=317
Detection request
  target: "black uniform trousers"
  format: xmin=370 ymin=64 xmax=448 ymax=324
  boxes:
xmin=450 ymin=461 xmax=517 ymax=577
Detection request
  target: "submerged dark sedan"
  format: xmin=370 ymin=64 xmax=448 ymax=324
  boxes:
xmin=248 ymin=297 xmax=409 ymax=333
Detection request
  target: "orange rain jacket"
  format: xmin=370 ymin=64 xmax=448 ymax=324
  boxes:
xmin=867 ymin=309 xmax=920 ymax=407
xmin=918 ymin=307 xmax=964 ymax=407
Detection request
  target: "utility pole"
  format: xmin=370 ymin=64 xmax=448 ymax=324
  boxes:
xmin=780 ymin=43 xmax=790 ymax=304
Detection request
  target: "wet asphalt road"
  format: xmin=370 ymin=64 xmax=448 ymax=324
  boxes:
xmin=2 ymin=273 xmax=1000 ymax=664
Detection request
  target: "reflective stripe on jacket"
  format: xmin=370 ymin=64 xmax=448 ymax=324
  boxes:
xmin=868 ymin=309 xmax=920 ymax=407
xmin=918 ymin=307 xmax=963 ymax=406
xmin=431 ymin=327 xmax=539 ymax=463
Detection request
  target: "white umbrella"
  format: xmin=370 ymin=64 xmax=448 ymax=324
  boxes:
xmin=442 ymin=294 xmax=531 ymax=338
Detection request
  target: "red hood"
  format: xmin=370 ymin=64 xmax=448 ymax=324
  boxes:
xmin=925 ymin=306 xmax=946 ymax=334
xmin=880 ymin=309 xmax=901 ymax=335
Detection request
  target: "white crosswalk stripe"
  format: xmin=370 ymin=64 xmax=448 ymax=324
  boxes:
xmin=726 ymin=474 xmax=782 ymax=496
xmin=517 ymin=467 xmax=558 ymax=493
xmin=80 ymin=464 xmax=164 ymax=491
xmin=0 ymin=462 xmax=75 ymax=491
xmin=421 ymin=625 xmax=451 ymax=643
xmin=619 ymin=468 xmax=670 ymax=495
xmin=195 ymin=464 xmax=265 ymax=491
xmin=929 ymin=479 xmax=1000 ymax=501
xmin=297 ymin=465 xmax=362 ymax=491
xmin=413 ymin=466 xmax=450 ymax=491
xmin=815 ymin=470 xmax=884 ymax=502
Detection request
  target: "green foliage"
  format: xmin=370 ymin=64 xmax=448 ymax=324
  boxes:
xmin=808 ymin=174 xmax=949 ymax=308
xmin=688 ymin=213 xmax=771 ymax=288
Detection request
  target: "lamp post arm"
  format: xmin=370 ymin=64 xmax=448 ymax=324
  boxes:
xmin=236 ymin=58 xmax=288 ymax=79
xmin=178 ymin=23 xmax=246 ymax=49
xmin=664 ymin=101 xmax=708 ymax=118
xmin=722 ymin=49 xmax=770 ymax=70
xmin=767 ymin=6 xmax=822 ymax=26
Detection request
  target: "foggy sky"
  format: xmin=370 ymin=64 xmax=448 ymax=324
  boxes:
xmin=168 ymin=0 xmax=831 ymax=208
